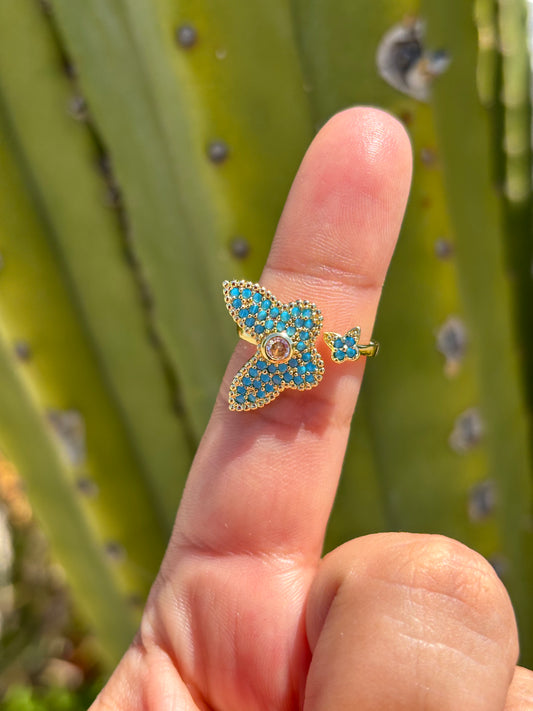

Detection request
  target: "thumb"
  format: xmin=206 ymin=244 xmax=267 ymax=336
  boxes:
xmin=305 ymin=533 xmax=518 ymax=711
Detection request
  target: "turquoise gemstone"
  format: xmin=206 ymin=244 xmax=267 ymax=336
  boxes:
xmin=253 ymin=292 xmax=262 ymax=303
xmin=239 ymin=309 xmax=248 ymax=318
xmin=302 ymin=352 xmax=311 ymax=362
xmin=257 ymin=310 xmax=268 ymax=321
xmin=232 ymin=298 xmax=242 ymax=308
xmin=304 ymin=319 xmax=314 ymax=329
xmin=270 ymin=307 xmax=280 ymax=317
xmin=242 ymin=288 xmax=252 ymax=299
xmin=257 ymin=390 xmax=266 ymax=399
xmin=265 ymin=384 xmax=274 ymax=393
xmin=249 ymin=368 xmax=258 ymax=377
xmin=297 ymin=365 xmax=306 ymax=375
xmin=300 ymin=331 xmax=309 ymax=341
xmin=245 ymin=317 xmax=255 ymax=327
xmin=257 ymin=360 xmax=267 ymax=369
xmin=306 ymin=363 xmax=316 ymax=373
xmin=286 ymin=326 xmax=296 ymax=336
xmin=237 ymin=386 xmax=246 ymax=395
xmin=278 ymin=363 xmax=288 ymax=373
xmin=294 ymin=375 xmax=303 ymax=385
xmin=295 ymin=318 xmax=304 ymax=327
xmin=265 ymin=319 xmax=274 ymax=330
xmin=249 ymin=303 xmax=259 ymax=314
xmin=296 ymin=342 xmax=306 ymax=351
xmin=302 ymin=308 xmax=312 ymax=318
xmin=262 ymin=299 xmax=271 ymax=309
xmin=281 ymin=311 xmax=290 ymax=322
xmin=346 ymin=348 xmax=356 ymax=358
xmin=247 ymin=393 xmax=256 ymax=403
xmin=243 ymin=377 xmax=252 ymax=386
xmin=255 ymin=324 xmax=265 ymax=334
xmin=235 ymin=395 xmax=245 ymax=404
xmin=276 ymin=322 xmax=285 ymax=332
xmin=253 ymin=379 xmax=262 ymax=389
xmin=230 ymin=287 xmax=240 ymax=297
xmin=272 ymin=375 xmax=282 ymax=385
xmin=288 ymin=358 xmax=298 ymax=368
xmin=345 ymin=336 xmax=355 ymax=346
xmin=305 ymin=373 xmax=315 ymax=383
xmin=335 ymin=350 xmax=345 ymax=361
xmin=291 ymin=307 xmax=300 ymax=317
xmin=283 ymin=372 xmax=292 ymax=382
xmin=260 ymin=373 xmax=269 ymax=383
xmin=267 ymin=364 xmax=277 ymax=373
xmin=334 ymin=338 xmax=343 ymax=349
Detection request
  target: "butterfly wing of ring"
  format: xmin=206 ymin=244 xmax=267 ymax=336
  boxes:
xmin=222 ymin=280 xmax=284 ymax=340
xmin=229 ymin=352 xmax=289 ymax=410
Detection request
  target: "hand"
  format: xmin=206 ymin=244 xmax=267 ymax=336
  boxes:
xmin=90 ymin=107 xmax=533 ymax=711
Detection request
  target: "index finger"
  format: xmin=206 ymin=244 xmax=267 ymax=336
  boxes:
xmin=174 ymin=107 xmax=412 ymax=560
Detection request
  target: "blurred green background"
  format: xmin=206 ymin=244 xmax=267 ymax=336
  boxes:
xmin=0 ymin=0 xmax=532 ymax=706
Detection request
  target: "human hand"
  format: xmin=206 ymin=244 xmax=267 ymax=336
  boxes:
xmin=90 ymin=107 xmax=533 ymax=711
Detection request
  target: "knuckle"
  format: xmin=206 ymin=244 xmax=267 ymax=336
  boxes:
xmin=406 ymin=535 xmax=507 ymax=612
xmin=379 ymin=534 xmax=518 ymax=655
xmin=334 ymin=533 xmax=516 ymax=646
xmin=309 ymin=533 xmax=519 ymax=666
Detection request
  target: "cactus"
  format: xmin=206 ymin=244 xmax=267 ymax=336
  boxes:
xmin=0 ymin=0 xmax=531 ymax=672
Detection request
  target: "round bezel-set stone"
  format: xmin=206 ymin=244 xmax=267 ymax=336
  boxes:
xmin=261 ymin=332 xmax=293 ymax=363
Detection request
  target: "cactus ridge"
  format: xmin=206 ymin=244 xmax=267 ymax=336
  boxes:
xmin=0 ymin=0 xmax=316 ymax=665
xmin=0 ymin=0 xmax=200 ymax=661
xmin=422 ymin=0 xmax=533 ymax=661
xmin=496 ymin=0 xmax=533 ymax=424
xmin=0 ymin=317 xmax=137 ymax=665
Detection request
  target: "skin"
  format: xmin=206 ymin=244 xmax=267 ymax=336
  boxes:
xmin=90 ymin=107 xmax=533 ymax=711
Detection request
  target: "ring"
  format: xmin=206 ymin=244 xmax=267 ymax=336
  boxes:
xmin=223 ymin=280 xmax=379 ymax=411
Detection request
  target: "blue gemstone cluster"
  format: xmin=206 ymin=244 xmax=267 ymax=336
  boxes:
xmin=223 ymin=280 xmax=325 ymax=410
xmin=231 ymin=357 xmax=319 ymax=405
xmin=329 ymin=333 xmax=360 ymax=363
xmin=228 ymin=284 xmax=316 ymax=352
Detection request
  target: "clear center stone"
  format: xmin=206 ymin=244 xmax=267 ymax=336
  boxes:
xmin=262 ymin=333 xmax=292 ymax=363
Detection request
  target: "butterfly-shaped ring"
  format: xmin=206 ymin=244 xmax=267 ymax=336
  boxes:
xmin=223 ymin=280 xmax=379 ymax=411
